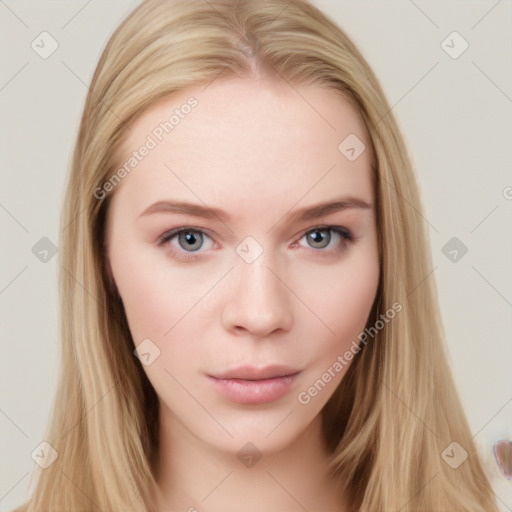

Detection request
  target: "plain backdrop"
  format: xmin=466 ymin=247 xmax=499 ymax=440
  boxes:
xmin=1 ymin=1 xmax=511 ymax=510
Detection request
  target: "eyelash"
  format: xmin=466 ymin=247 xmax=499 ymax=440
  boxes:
xmin=157 ymin=225 xmax=354 ymax=262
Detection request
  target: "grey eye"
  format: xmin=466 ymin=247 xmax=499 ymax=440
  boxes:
xmin=306 ymin=228 xmax=332 ymax=249
xmin=177 ymin=230 xmax=203 ymax=251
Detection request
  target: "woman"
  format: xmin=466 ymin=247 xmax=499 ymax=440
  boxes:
xmin=14 ymin=0 xmax=498 ymax=510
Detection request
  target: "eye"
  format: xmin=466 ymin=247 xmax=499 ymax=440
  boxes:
xmin=157 ymin=227 xmax=214 ymax=259
xmin=157 ymin=225 xmax=354 ymax=262
xmin=297 ymin=226 xmax=353 ymax=253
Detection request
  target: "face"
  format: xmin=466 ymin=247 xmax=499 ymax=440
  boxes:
xmin=105 ymin=76 xmax=379 ymax=457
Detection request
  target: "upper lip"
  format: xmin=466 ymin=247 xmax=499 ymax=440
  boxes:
xmin=210 ymin=364 xmax=301 ymax=381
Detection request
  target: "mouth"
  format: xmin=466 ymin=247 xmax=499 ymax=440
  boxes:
xmin=208 ymin=365 xmax=301 ymax=405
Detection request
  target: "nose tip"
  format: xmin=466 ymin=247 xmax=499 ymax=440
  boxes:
xmin=221 ymin=258 xmax=294 ymax=338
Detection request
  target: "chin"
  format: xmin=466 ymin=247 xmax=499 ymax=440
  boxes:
xmin=193 ymin=401 xmax=326 ymax=458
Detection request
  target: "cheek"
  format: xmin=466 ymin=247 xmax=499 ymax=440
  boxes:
xmin=295 ymin=249 xmax=379 ymax=362
xmin=291 ymin=252 xmax=379 ymax=408
xmin=113 ymin=265 xmax=167 ymax=342
xmin=111 ymin=255 xmax=209 ymax=390
xmin=110 ymin=250 xmax=192 ymax=346
xmin=331 ymin=264 xmax=379 ymax=341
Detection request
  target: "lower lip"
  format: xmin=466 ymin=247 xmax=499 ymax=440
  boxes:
xmin=208 ymin=374 xmax=298 ymax=404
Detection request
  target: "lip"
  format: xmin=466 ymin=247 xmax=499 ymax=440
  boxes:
xmin=208 ymin=365 xmax=300 ymax=405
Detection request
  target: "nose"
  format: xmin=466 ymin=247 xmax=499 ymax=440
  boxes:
xmin=220 ymin=253 xmax=294 ymax=338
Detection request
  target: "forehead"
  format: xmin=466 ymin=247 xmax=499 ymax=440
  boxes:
xmin=110 ymin=76 xmax=373 ymax=222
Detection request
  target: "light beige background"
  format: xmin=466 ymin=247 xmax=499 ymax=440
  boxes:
xmin=1 ymin=1 xmax=511 ymax=510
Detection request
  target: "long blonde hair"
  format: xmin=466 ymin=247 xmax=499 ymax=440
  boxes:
xmin=14 ymin=0 xmax=498 ymax=510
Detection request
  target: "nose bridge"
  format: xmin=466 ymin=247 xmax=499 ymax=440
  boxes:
xmin=221 ymin=244 xmax=294 ymax=336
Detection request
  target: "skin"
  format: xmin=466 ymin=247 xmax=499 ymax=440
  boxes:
xmin=105 ymin=73 xmax=379 ymax=512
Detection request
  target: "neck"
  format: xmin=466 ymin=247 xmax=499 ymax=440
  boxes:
xmin=152 ymin=404 xmax=350 ymax=512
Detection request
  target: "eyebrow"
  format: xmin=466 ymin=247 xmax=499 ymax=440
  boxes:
xmin=137 ymin=197 xmax=372 ymax=224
